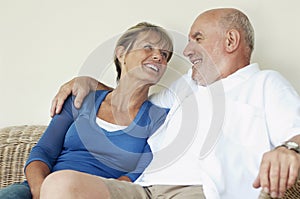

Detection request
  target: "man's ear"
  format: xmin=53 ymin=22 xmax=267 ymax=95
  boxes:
xmin=115 ymin=46 xmax=126 ymax=63
xmin=225 ymin=29 xmax=240 ymax=53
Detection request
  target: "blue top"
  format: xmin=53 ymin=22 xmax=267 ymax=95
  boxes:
xmin=25 ymin=90 xmax=169 ymax=181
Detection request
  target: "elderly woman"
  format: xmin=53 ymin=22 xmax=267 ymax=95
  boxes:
xmin=0 ymin=22 xmax=173 ymax=199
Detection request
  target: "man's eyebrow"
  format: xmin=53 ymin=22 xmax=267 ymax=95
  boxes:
xmin=191 ymin=31 xmax=204 ymax=39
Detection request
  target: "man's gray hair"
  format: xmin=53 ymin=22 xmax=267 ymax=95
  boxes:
xmin=220 ymin=9 xmax=255 ymax=56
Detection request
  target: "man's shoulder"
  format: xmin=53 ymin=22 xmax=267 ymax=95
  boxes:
xmin=254 ymin=69 xmax=288 ymax=84
xmin=257 ymin=69 xmax=281 ymax=77
xmin=167 ymin=70 xmax=197 ymax=94
xmin=252 ymin=69 xmax=295 ymax=92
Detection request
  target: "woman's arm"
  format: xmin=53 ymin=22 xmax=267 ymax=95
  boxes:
xmin=25 ymin=96 xmax=76 ymax=198
xmin=25 ymin=161 xmax=50 ymax=199
xmin=124 ymin=143 xmax=153 ymax=182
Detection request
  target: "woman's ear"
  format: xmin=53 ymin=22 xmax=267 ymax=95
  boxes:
xmin=225 ymin=29 xmax=240 ymax=53
xmin=115 ymin=46 xmax=126 ymax=64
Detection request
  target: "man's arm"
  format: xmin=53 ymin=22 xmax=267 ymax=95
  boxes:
xmin=253 ymin=134 xmax=300 ymax=198
xmin=252 ymin=72 xmax=300 ymax=198
xmin=50 ymin=76 xmax=112 ymax=117
xmin=51 ymin=70 xmax=190 ymax=116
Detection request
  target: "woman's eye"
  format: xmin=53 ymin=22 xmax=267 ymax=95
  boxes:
xmin=161 ymin=51 xmax=169 ymax=59
xmin=144 ymin=45 xmax=153 ymax=50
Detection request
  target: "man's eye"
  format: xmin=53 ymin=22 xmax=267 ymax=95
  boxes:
xmin=195 ymin=37 xmax=203 ymax=43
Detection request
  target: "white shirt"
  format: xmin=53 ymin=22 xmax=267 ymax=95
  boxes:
xmin=135 ymin=63 xmax=300 ymax=199
xmin=96 ymin=117 xmax=127 ymax=131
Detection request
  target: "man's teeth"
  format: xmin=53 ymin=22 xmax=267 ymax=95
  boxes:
xmin=145 ymin=64 xmax=158 ymax=72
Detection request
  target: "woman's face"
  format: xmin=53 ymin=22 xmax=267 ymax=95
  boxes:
xmin=120 ymin=31 xmax=172 ymax=85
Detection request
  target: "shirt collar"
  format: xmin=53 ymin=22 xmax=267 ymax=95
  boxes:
xmin=187 ymin=63 xmax=260 ymax=93
xmin=218 ymin=63 xmax=260 ymax=92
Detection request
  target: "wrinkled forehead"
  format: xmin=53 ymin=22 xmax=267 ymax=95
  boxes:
xmin=188 ymin=12 xmax=219 ymax=38
xmin=134 ymin=30 xmax=173 ymax=52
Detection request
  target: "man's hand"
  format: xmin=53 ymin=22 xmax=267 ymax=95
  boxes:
xmin=253 ymin=146 xmax=300 ymax=198
xmin=50 ymin=76 xmax=99 ymax=117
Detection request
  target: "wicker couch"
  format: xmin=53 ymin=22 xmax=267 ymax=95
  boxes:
xmin=0 ymin=125 xmax=299 ymax=198
xmin=0 ymin=125 xmax=46 ymax=188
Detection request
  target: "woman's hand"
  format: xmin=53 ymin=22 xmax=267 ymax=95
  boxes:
xmin=25 ymin=161 xmax=51 ymax=199
xmin=117 ymin=176 xmax=132 ymax=182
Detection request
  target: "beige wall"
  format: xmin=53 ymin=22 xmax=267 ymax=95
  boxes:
xmin=1 ymin=0 xmax=299 ymax=128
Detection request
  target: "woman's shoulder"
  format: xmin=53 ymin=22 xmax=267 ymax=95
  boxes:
xmin=78 ymin=90 xmax=110 ymax=111
xmin=95 ymin=90 xmax=110 ymax=99
xmin=144 ymin=100 xmax=170 ymax=117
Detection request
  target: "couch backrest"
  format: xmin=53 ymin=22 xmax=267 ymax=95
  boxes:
xmin=0 ymin=125 xmax=46 ymax=188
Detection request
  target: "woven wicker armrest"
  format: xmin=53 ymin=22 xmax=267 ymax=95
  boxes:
xmin=258 ymin=177 xmax=300 ymax=199
xmin=0 ymin=125 xmax=46 ymax=188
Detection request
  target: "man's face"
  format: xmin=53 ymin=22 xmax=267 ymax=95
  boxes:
xmin=183 ymin=13 xmax=225 ymax=86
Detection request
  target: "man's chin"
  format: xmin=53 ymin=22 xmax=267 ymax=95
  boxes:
xmin=192 ymin=76 xmax=207 ymax=87
xmin=194 ymin=77 xmax=222 ymax=87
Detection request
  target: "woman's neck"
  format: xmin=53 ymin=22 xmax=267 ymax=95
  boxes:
xmin=97 ymin=77 xmax=152 ymax=126
xmin=109 ymin=81 xmax=150 ymax=112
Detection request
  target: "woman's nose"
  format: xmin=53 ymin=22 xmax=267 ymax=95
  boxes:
xmin=152 ymin=49 xmax=162 ymax=62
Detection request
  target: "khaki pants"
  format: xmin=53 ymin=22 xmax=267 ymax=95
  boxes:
xmin=103 ymin=178 xmax=206 ymax=199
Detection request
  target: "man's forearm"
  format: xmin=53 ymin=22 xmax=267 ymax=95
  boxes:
xmin=96 ymin=81 xmax=114 ymax=91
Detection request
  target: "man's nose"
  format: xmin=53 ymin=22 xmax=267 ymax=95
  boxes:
xmin=183 ymin=41 xmax=195 ymax=58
